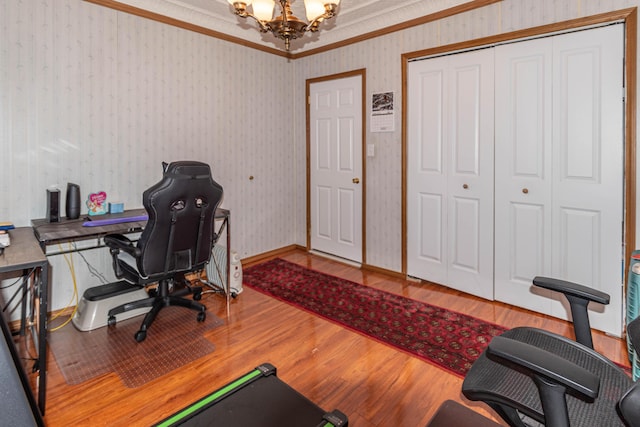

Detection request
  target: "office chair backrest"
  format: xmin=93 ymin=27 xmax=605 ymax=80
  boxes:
xmin=136 ymin=161 xmax=223 ymax=278
xmin=619 ymin=316 xmax=640 ymax=425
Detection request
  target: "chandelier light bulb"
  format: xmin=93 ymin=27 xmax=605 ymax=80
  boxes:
xmin=252 ymin=0 xmax=275 ymax=22
xmin=304 ymin=0 xmax=325 ymax=21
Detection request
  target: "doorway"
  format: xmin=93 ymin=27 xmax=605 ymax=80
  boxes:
xmin=307 ymin=70 xmax=366 ymax=264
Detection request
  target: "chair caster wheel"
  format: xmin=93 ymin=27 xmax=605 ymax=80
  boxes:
xmin=108 ymin=316 xmax=116 ymax=327
xmin=135 ymin=330 xmax=147 ymax=342
xmin=197 ymin=311 xmax=206 ymax=322
xmin=194 ymin=291 xmax=202 ymax=301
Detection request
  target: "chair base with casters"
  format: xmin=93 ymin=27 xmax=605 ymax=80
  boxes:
xmin=107 ymin=274 xmax=207 ymax=343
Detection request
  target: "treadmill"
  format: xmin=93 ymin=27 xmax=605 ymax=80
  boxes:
xmin=154 ymin=363 xmax=348 ymax=427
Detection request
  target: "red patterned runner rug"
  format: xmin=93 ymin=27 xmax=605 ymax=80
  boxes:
xmin=243 ymin=258 xmax=507 ymax=377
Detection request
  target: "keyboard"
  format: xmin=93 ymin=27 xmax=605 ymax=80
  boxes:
xmin=82 ymin=214 xmax=148 ymax=227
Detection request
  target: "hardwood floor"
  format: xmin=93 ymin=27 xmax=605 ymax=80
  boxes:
xmin=40 ymin=248 xmax=629 ymax=426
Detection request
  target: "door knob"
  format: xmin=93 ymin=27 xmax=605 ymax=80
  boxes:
xmin=352 ymin=178 xmax=360 ymax=184
xmin=463 ymin=184 xmax=469 ymax=189
xmin=522 ymin=188 xmax=529 ymax=194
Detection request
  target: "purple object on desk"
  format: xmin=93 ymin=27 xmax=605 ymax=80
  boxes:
xmin=82 ymin=214 xmax=148 ymax=227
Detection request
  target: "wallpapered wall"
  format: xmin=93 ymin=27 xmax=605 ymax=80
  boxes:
xmin=1 ymin=0 xmax=639 ymax=313
xmin=292 ymin=0 xmax=640 ymax=272
xmin=0 ymin=0 xmax=297 ymax=311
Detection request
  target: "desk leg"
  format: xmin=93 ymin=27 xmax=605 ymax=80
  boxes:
xmin=4 ymin=273 xmax=29 ymax=336
xmin=20 ymin=274 xmax=29 ymax=336
xmin=37 ymin=263 xmax=48 ymax=415
xmin=226 ymin=216 xmax=231 ymax=317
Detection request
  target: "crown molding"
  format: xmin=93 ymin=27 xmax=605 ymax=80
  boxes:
xmin=84 ymin=0 xmax=502 ymax=58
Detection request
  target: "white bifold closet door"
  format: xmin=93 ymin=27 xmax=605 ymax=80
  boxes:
xmin=407 ymin=24 xmax=624 ymax=335
xmin=494 ymin=24 xmax=624 ymax=335
xmin=407 ymin=49 xmax=495 ymax=300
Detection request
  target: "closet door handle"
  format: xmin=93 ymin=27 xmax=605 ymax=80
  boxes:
xmin=463 ymin=184 xmax=469 ymax=189
xmin=352 ymin=178 xmax=360 ymax=184
xmin=522 ymin=188 xmax=529 ymax=194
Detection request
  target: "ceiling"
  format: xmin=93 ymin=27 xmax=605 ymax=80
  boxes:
xmin=110 ymin=0 xmax=472 ymax=53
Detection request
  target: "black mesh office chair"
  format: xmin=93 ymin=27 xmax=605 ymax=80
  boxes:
xmin=462 ymin=276 xmax=640 ymax=427
xmin=104 ymin=161 xmax=223 ymax=342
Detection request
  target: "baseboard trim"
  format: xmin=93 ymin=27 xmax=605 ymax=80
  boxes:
xmin=242 ymin=245 xmax=405 ymax=279
xmin=308 ymin=250 xmax=362 ymax=268
xmin=241 ymin=245 xmax=304 ymax=267
xmin=361 ymin=263 xmax=405 ymax=279
xmin=6 ymin=246 xmax=404 ymax=330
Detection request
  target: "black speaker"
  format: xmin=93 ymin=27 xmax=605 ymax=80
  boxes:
xmin=65 ymin=183 xmax=81 ymax=219
xmin=46 ymin=188 xmax=60 ymax=223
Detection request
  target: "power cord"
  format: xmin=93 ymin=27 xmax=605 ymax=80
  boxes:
xmin=49 ymin=243 xmax=79 ymax=331
xmin=71 ymin=241 xmax=109 ymax=284
xmin=1 ymin=268 xmax=36 ymax=316
xmin=0 ymin=269 xmax=33 ymax=290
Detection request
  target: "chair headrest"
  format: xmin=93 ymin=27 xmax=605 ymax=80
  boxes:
xmin=164 ymin=161 xmax=211 ymax=179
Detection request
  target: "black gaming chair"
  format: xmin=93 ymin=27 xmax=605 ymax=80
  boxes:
xmin=462 ymin=276 xmax=640 ymax=427
xmin=104 ymin=161 xmax=223 ymax=342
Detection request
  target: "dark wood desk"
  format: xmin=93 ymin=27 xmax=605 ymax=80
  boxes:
xmin=32 ymin=208 xmax=230 ymax=256
xmin=0 ymin=227 xmax=49 ymax=417
xmin=32 ymin=206 xmax=232 ymax=310
xmin=31 ymin=209 xmax=148 ymax=252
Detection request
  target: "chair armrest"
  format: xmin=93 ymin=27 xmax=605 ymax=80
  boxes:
xmin=104 ymin=234 xmax=141 ymax=257
xmin=532 ymin=276 xmax=609 ymax=305
xmin=488 ymin=335 xmax=600 ymax=399
xmin=533 ymin=276 xmax=609 ymax=348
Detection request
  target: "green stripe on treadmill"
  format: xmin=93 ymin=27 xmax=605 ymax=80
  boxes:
xmin=157 ymin=368 xmax=263 ymax=427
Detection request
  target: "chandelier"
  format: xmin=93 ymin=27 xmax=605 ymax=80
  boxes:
xmin=227 ymin=0 xmax=341 ymax=51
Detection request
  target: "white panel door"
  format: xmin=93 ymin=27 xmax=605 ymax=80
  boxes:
xmin=446 ymin=52 xmax=495 ymax=299
xmin=407 ymin=49 xmax=495 ymax=299
xmin=310 ymin=76 xmax=363 ymax=263
xmin=407 ymin=57 xmax=448 ymax=285
xmin=551 ymin=25 xmax=624 ymax=334
xmin=494 ymin=37 xmax=555 ymax=311
xmin=494 ymin=25 xmax=624 ymax=335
